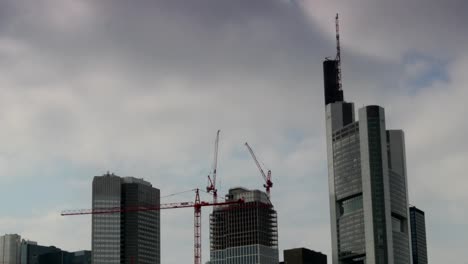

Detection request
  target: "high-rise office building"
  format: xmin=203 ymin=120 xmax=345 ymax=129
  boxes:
xmin=323 ymin=20 xmax=411 ymax=264
xmin=0 ymin=234 xmax=21 ymax=264
xmin=92 ymin=174 xmax=121 ymax=264
xmin=92 ymin=173 xmax=160 ymax=264
xmin=209 ymin=187 xmax=278 ymax=264
xmin=283 ymin=248 xmax=327 ymax=264
xmin=410 ymin=206 xmax=428 ymax=264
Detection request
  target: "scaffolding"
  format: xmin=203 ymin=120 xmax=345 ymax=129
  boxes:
xmin=209 ymin=188 xmax=278 ymax=263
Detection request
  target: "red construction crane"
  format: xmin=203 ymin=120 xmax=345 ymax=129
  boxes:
xmin=206 ymin=130 xmax=220 ymax=203
xmin=244 ymin=142 xmax=273 ymax=198
xmin=61 ymin=188 xmax=243 ymax=264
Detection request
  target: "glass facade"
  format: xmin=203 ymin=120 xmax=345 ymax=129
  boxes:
xmin=326 ymin=104 xmax=412 ymax=264
xmin=332 ymin=122 xmax=365 ymax=259
xmin=387 ymin=131 xmax=411 ymax=264
xmin=92 ymin=175 xmax=122 ymax=264
xmin=410 ymin=207 xmax=428 ymax=264
xmin=0 ymin=234 xmax=21 ymax=264
xmin=365 ymin=110 xmax=390 ymax=263
xmin=332 ymin=122 xmax=362 ymax=201
xmin=337 ymin=208 xmax=365 ymax=258
xmin=91 ymin=174 xmax=160 ymax=264
xmin=389 ymin=171 xmax=407 ymax=219
xmin=121 ymin=180 xmax=160 ymax=264
xmin=211 ymin=245 xmax=277 ymax=264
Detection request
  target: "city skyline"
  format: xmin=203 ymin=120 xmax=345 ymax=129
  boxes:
xmin=1 ymin=0 xmax=467 ymax=263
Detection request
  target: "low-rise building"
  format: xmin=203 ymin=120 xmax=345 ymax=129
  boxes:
xmin=283 ymin=248 xmax=327 ymax=264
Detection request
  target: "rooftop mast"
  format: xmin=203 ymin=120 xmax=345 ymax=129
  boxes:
xmin=335 ymin=13 xmax=342 ymax=92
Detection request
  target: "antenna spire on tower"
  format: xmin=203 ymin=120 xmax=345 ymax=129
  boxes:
xmin=335 ymin=13 xmax=342 ymax=92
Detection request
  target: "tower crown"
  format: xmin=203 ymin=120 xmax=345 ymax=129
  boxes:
xmin=323 ymin=14 xmax=344 ymax=105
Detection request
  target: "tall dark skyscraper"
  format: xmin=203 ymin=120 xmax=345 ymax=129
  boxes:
xmin=323 ymin=16 xmax=411 ymax=264
xmin=410 ymin=206 xmax=428 ymax=264
xmin=209 ymin=187 xmax=278 ymax=264
xmin=91 ymin=173 xmax=160 ymax=264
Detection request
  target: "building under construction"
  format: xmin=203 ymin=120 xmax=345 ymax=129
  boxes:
xmin=209 ymin=187 xmax=278 ymax=264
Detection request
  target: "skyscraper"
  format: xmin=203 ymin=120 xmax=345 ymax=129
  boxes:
xmin=323 ymin=18 xmax=411 ymax=264
xmin=0 ymin=234 xmax=21 ymax=264
xmin=209 ymin=187 xmax=278 ymax=264
xmin=410 ymin=206 xmax=428 ymax=264
xmin=91 ymin=173 xmax=160 ymax=264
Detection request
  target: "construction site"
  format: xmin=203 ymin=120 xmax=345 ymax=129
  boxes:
xmin=60 ymin=130 xmax=279 ymax=264
xmin=210 ymin=187 xmax=278 ymax=264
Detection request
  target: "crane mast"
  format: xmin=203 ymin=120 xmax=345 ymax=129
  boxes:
xmin=194 ymin=189 xmax=201 ymax=264
xmin=207 ymin=130 xmax=220 ymax=203
xmin=244 ymin=142 xmax=273 ymax=198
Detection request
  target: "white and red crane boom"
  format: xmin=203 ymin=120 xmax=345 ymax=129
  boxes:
xmin=61 ymin=188 xmax=243 ymax=264
xmin=207 ymin=130 xmax=220 ymax=203
xmin=244 ymin=142 xmax=273 ymax=198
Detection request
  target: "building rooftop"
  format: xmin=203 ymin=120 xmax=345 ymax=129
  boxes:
xmin=226 ymin=187 xmax=271 ymax=205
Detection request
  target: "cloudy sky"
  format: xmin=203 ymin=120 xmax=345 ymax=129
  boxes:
xmin=0 ymin=0 xmax=467 ymax=263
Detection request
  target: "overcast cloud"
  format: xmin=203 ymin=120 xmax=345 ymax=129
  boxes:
xmin=0 ymin=0 xmax=467 ymax=263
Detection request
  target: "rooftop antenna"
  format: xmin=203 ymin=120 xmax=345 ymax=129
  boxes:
xmin=335 ymin=13 xmax=342 ymax=92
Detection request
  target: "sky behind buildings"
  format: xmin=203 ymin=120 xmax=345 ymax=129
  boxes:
xmin=0 ymin=0 xmax=467 ymax=263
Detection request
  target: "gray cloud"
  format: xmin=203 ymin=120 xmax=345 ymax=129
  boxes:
xmin=301 ymin=0 xmax=468 ymax=60
xmin=0 ymin=0 xmax=466 ymax=263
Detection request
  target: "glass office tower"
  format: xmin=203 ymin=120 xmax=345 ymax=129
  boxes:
xmin=323 ymin=59 xmax=411 ymax=263
xmin=92 ymin=174 xmax=122 ymax=264
xmin=91 ymin=173 xmax=160 ymax=264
